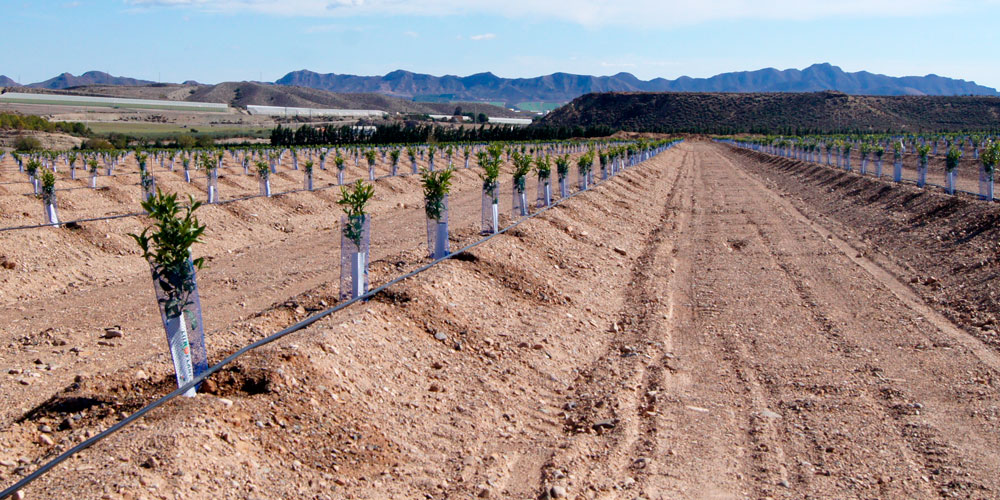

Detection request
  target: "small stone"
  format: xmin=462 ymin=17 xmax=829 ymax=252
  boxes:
xmin=38 ymin=425 xmax=52 ymax=433
xmin=760 ymin=409 xmax=782 ymax=419
xmin=434 ymin=332 xmax=447 ymax=341
xmin=12 ymin=490 xmax=24 ymax=500
xmin=429 ymin=383 xmax=441 ymax=392
xmin=102 ymin=327 xmax=123 ymax=339
xmin=141 ymin=457 xmax=159 ymax=469
xmin=778 ymin=479 xmax=790 ymax=488
xmin=592 ymin=419 xmax=617 ymax=431
xmin=550 ymin=485 xmax=567 ymax=498
xmin=218 ymin=398 xmax=234 ymax=408
xmin=0 ymin=459 xmax=16 ymax=467
xmin=38 ymin=434 xmax=54 ymax=446
xmin=613 ymin=247 xmax=628 ymax=256
xmin=294 ymin=306 xmax=306 ymax=315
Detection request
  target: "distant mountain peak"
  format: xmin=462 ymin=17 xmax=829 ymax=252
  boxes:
xmin=26 ymin=71 xmax=154 ymax=90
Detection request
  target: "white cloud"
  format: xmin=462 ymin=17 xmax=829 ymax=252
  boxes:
xmin=402 ymin=30 xmax=419 ymax=37
xmin=125 ymin=0 xmax=995 ymax=27
xmin=469 ymin=33 xmax=496 ymax=40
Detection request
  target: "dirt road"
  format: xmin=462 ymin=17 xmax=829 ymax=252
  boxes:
xmin=4 ymin=140 xmax=1000 ymax=499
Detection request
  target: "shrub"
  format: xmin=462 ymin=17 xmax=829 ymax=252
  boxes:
xmin=195 ymin=135 xmax=215 ymax=148
xmin=175 ymin=135 xmax=197 ymax=149
xmin=84 ymin=138 xmax=114 ymax=150
xmin=14 ymin=136 xmax=42 ymax=151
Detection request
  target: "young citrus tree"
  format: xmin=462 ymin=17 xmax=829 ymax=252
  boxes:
xmin=38 ymin=167 xmax=59 ymax=225
xmin=979 ymin=140 xmax=998 ymax=201
xmin=303 ymin=159 xmax=315 ymax=191
xmin=555 ymin=154 xmax=570 ymax=198
xmin=421 ymin=168 xmax=454 ymax=259
xmin=129 ymin=190 xmax=209 ymax=396
xmin=389 ymin=148 xmax=401 ymax=176
xmin=512 ymin=152 xmax=533 ymax=216
xmin=337 ymin=180 xmax=375 ymax=299
xmin=577 ymin=151 xmax=594 ymax=190
xmin=535 ymin=154 xmax=552 ymax=207
xmin=945 ymin=146 xmax=961 ymax=194
xmin=365 ymin=149 xmax=378 ymax=180
xmin=479 ymin=144 xmax=503 ymax=234
xmin=916 ymin=144 xmax=931 ymax=187
xmin=256 ymin=160 xmax=271 ymax=197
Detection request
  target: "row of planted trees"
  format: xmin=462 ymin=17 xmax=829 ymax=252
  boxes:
xmin=125 ymin=138 xmax=680 ymax=395
xmin=720 ymin=134 xmax=1000 ymax=201
xmin=3 ymin=139 xmax=656 ymax=228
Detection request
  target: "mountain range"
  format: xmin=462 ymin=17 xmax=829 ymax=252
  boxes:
xmin=274 ymin=63 xmax=999 ymax=103
xmin=1 ymin=64 xmax=997 ymax=105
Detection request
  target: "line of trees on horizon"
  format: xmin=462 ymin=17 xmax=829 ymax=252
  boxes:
xmin=269 ymin=122 xmax=617 ymax=146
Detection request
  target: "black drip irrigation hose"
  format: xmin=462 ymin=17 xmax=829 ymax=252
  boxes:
xmin=0 ymin=144 xmax=679 ymax=499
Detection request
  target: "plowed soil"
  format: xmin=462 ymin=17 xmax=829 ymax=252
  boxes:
xmin=2 ymin=140 xmax=1000 ymax=500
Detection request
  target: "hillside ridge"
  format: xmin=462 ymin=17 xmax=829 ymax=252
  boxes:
xmin=538 ymin=91 xmax=1000 ymax=133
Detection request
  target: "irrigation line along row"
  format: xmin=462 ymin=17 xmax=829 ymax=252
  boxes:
xmin=0 ymin=144 xmax=678 ymax=499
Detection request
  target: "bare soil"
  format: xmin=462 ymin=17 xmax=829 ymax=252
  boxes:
xmin=2 ymin=140 xmax=999 ymax=499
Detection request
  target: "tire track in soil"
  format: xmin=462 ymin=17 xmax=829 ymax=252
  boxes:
xmin=685 ymin=154 xmax=794 ymax=499
xmin=634 ymin=146 xmax=763 ymax=499
xmin=540 ymin=148 xmax=691 ymax=499
xmin=705 ymin=143 xmax=1000 ymax=498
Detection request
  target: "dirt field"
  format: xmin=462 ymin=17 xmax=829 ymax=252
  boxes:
xmin=2 ymin=140 xmax=1000 ymax=499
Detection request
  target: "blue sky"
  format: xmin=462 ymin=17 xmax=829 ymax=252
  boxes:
xmin=4 ymin=0 xmax=1000 ymax=89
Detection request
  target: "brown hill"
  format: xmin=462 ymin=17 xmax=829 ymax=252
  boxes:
xmin=538 ymin=91 xmax=1000 ymax=133
xmin=25 ymin=82 xmax=522 ymax=118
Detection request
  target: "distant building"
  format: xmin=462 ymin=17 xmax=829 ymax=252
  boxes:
xmin=488 ymin=117 xmax=533 ymax=126
xmin=247 ymin=105 xmax=387 ymax=118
